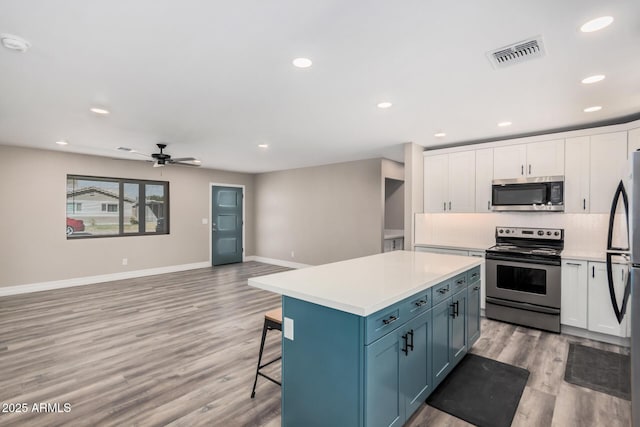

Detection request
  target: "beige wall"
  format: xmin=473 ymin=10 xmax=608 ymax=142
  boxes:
xmin=254 ymin=158 xmax=383 ymax=266
xmin=0 ymin=145 xmax=255 ymax=287
xmin=404 ymin=142 xmax=424 ymax=250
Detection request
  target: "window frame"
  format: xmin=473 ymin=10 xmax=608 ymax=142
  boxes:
xmin=66 ymin=175 xmax=170 ymax=239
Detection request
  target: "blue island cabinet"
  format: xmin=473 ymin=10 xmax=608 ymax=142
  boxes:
xmin=280 ymin=265 xmax=480 ymax=427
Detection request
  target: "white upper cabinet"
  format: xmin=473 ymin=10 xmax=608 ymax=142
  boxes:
xmin=423 ymin=151 xmax=475 ymax=213
xmin=629 ymin=127 xmax=640 ymax=154
xmin=448 ymin=151 xmax=476 ymax=212
xmin=493 ymin=145 xmax=526 ymax=179
xmin=565 ymin=136 xmax=591 ymax=213
xmin=590 ymin=132 xmax=628 ymax=214
xmin=424 ymin=154 xmax=449 ymax=213
xmin=475 ymin=148 xmax=493 ymax=212
xmin=493 ymin=139 xmax=565 ymax=180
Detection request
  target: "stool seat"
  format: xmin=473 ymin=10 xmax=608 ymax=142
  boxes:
xmin=265 ymin=307 xmax=282 ymax=324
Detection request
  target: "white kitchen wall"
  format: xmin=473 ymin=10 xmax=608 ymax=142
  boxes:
xmin=415 ymin=212 xmax=628 ymax=255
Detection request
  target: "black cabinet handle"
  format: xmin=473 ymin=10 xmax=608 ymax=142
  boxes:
xmin=471 ymin=273 xmax=479 ymax=279
xmin=415 ymin=299 xmax=427 ymax=307
xmin=473 ymin=286 xmax=480 ymax=291
xmin=529 ymin=164 xmax=532 ymax=175
xmin=443 ymin=202 xmax=446 ymax=211
xmin=407 ymin=329 xmax=414 ymax=352
xmin=583 ymin=198 xmax=586 ymax=210
xmin=383 ymin=315 xmax=397 ymax=325
xmin=487 ymin=200 xmax=490 ymax=210
xmin=454 ymin=301 xmax=459 ymax=317
xmin=450 ymin=302 xmax=456 ymax=318
xmin=521 ymin=165 xmax=524 ymax=175
xmin=402 ymin=333 xmax=409 ymax=355
xmin=449 ymin=201 xmax=452 ymax=210
xmin=456 ymin=279 xmax=465 ymax=285
xmin=438 ymin=287 xmax=449 ymax=294
xmin=592 ymin=266 xmax=595 ymax=278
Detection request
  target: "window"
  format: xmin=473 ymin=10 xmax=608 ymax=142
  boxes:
xmin=66 ymin=175 xmax=169 ymax=238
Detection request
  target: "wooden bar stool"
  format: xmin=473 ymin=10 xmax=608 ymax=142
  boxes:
xmin=250 ymin=307 xmax=282 ymax=398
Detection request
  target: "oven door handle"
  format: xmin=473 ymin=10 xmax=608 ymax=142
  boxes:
xmin=486 ymin=297 xmax=560 ymax=315
xmin=485 ymin=254 xmax=560 ymax=266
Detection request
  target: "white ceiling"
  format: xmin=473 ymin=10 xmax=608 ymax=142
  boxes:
xmin=1 ymin=0 xmax=639 ymax=173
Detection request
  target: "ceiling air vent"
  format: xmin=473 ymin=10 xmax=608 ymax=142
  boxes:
xmin=487 ymin=36 xmax=545 ymax=69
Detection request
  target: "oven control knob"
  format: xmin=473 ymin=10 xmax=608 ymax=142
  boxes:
xmin=546 ymin=231 xmax=552 ymax=236
xmin=499 ymin=229 xmax=504 ymax=234
xmin=537 ymin=230 xmax=544 ymax=236
xmin=505 ymin=229 xmax=510 ymax=234
xmin=554 ymin=231 xmax=560 ymax=236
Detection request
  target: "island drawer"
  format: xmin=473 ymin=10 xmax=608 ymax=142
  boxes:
xmin=432 ymin=280 xmax=453 ymax=306
xmin=467 ymin=266 xmax=481 ymax=284
xmin=365 ymin=288 xmax=433 ymax=344
xmin=452 ymin=273 xmax=467 ymax=293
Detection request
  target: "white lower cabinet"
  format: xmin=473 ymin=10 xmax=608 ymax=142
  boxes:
xmin=587 ymin=261 xmax=629 ymax=337
xmin=561 ymin=260 xmax=588 ymax=328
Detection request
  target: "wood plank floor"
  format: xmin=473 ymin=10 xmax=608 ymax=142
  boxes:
xmin=0 ymin=261 xmax=631 ymax=426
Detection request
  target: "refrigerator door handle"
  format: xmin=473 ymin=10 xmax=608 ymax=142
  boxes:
xmin=606 ymin=180 xmax=631 ymax=324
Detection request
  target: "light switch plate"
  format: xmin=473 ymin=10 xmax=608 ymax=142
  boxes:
xmin=202 ymin=218 xmax=208 ymax=225
xmin=284 ymin=317 xmax=294 ymax=340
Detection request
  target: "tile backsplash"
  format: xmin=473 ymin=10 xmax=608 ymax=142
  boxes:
xmin=414 ymin=212 xmax=629 ymax=253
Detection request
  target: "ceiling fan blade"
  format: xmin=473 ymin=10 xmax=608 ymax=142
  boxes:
xmin=171 ymin=161 xmax=201 ymax=167
xmin=170 ymin=157 xmax=197 ymax=162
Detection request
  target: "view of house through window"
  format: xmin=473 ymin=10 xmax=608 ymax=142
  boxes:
xmin=66 ymin=176 xmax=169 ymax=238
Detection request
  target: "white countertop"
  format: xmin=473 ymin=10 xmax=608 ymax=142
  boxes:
xmin=414 ymin=243 xmax=487 ymax=253
xmin=248 ymin=251 xmax=482 ymax=316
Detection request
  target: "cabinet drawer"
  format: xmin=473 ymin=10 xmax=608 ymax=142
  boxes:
xmin=467 ymin=266 xmax=481 ymax=284
xmin=432 ymin=280 xmax=453 ymax=306
xmin=405 ymin=289 xmax=432 ymax=317
xmin=452 ymin=273 xmax=467 ymax=293
xmin=365 ymin=305 xmax=403 ymax=344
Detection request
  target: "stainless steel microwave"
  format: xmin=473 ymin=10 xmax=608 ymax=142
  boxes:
xmin=491 ymin=176 xmax=564 ymax=211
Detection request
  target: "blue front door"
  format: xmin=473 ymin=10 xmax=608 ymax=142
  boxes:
xmin=212 ymin=186 xmax=243 ymax=266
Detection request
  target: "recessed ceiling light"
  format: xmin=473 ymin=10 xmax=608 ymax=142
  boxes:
xmin=580 ymin=16 xmax=614 ymax=33
xmin=584 ymin=105 xmax=602 ymax=113
xmin=90 ymin=107 xmax=110 ymax=115
xmin=0 ymin=33 xmax=31 ymax=52
xmin=377 ymin=102 xmax=392 ymax=109
xmin=258 ymin=144 xmax=269 ymax=148
xmin=56 ymin=140 xmax=68 ymax=146
xmin=292 ymin=58 xmax=312 ymax=68
xmin=498 ymin=121 xmax=512 ymax=127
xmin=581 ymin=74 xmax=606 ymax=84
xmin=434 ymin=132 xmax=446 ymax=138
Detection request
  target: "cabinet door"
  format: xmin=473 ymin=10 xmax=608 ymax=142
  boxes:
xmin=526 ymin=139 xmax=565 ymax=177
xmin=365 ymin=330 xmax=403 ymax=427
xmin=451 ymin=289 xmax=467 ymax=365
xmin=394 ymin=238 xmax=404 ymax=251
xmin=468 ymin=251 xmax=485 ymax=310
xmin=432 ymin=298 xmax=453 ymax=387
xmin=400 ymin=310 xmax=432 ymax=419
xmin=467 ymin=282 xmax=481 ymax=346
xmin=564 ymin=137 xmax=590 ymax=213
xmin=588 ymin=262 xmax=628 ymax=337
xmin=561 ymin=260 xmax=588 ymax=328
xmin=493 ymin=145 xmax=527 ymax=179
xmin=590 ymin=132 xmax=628 ymax=214
xmin=448 ymin=151 xmax=476 ymax=212
xmin=384 ymin=239 xmax=393 ymax=253
xmin=475 ymin=148 xmax=493 ymax=212
xmin=424 ymin=154 xmax=449 ymax=213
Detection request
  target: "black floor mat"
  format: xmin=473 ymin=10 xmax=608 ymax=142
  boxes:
xmin=564 ymin=343 xmax=630 ymax=400
xmin=426 ymin=353 xmax=529 ymax=427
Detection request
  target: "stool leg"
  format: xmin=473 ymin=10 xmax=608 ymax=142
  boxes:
xmin=251 ymin=320 xmax=269 ymax=398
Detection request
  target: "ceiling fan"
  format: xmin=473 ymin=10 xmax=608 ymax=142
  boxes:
xmin=117 ymin=143 xmax=201 ymax=167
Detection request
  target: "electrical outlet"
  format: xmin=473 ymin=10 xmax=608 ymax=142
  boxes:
xmin=202 ymin=218 xmax=208 ymax=225
xmin=284 ymin=317 xmax=294 ymax=340
xmin=122 ymin=258 xmax=128 ymax=266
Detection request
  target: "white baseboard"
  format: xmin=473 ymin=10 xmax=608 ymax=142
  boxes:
xmin=561 ymin=324 xmax=631 ymax=347
xmin=0 ymin=262 xmax=211 ymax=297
xmin=245 ymin=256 xmax=311 ymax=269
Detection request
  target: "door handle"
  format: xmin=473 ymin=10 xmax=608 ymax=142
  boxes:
xmin=402 ymin=333 xmax=409 ymax=356
xmin=212 ymin=223 xmax=217 ymax=232
xmin=383 ymin=315 xmax=398 ymax=325
xmin=407 ymin=329 xmax=414 ymax=352
xmin=592 ymin=266 xmax=595 ymax=278
xmin=521 ymin=165 xmax=524 ymax=175
xmin=529 ymin=164 xmax=531 ymax=175
xmin=454 ymin=300 xmax=459 ymax=317
xmin=415 ymin=299 xmax=428 ymax=307
xmin=583 ymin=198 xmax=586 ymax=210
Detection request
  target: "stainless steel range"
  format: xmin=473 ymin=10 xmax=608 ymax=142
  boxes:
xmin=485 ymin=226 xmax=564 ymax=333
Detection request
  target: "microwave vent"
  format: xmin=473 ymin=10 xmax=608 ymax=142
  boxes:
xmin=487 ymin=36 xmax=545 ymax=69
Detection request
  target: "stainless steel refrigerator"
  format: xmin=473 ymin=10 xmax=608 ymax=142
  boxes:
xmin=628 ymin=151 xmax=640 ymax=426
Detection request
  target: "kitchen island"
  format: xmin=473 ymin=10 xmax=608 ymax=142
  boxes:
xmin=249 ymin=251 xmax=483 ymax=427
